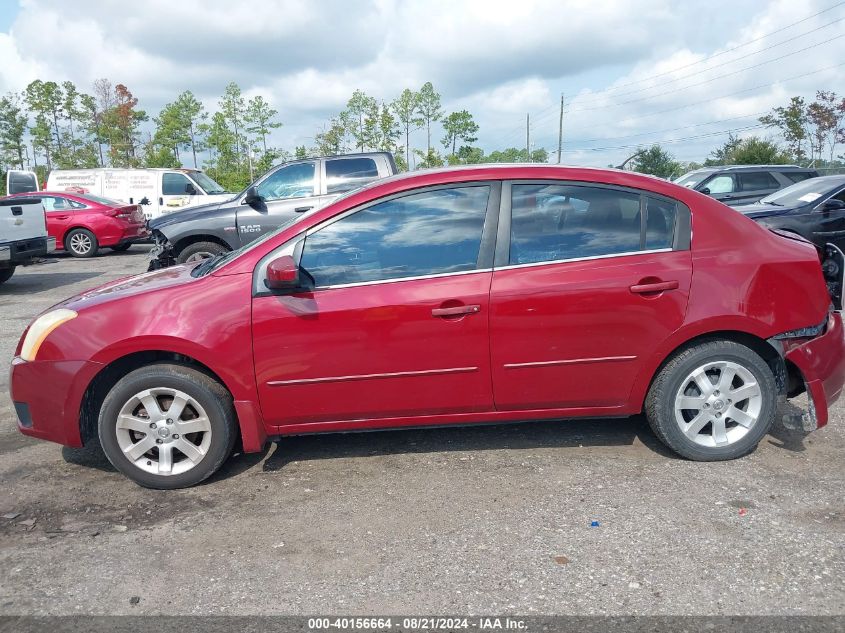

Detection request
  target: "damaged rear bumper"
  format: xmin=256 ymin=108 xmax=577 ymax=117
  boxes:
xmin=780 ymin=311 xmax=845 ymax=430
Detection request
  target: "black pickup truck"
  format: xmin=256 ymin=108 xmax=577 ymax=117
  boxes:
xmin=148 ymin=152 xmax=397 ymax=269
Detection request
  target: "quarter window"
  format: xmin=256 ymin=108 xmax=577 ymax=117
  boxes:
xmin=509 ymin=184 xmax=658 ymax=265
xmin=784 ymin=171 xmax=815 ymax=184
xmin=256 ymin=162 xmax=316 ymax=201
xmin=325 ymin=157 xmax=379 ymax=194
xmin=300 ymin=185 xmax=490 ymax=287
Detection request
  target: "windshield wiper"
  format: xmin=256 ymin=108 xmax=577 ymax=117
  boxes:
xmin=765 ymin=201 xmax=783 ymax=206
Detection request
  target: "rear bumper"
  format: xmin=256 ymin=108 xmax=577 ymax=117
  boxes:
xmin=0 ymin=236 xmax=54 ymax=265
xmin=10 ymin=356 xmax=103 ymax=447
xmin=784 ymin=312 xmax=845 ymax=429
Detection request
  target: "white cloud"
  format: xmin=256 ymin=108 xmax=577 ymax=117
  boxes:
xmin=0 ymin=0 xmax=843 ymax=168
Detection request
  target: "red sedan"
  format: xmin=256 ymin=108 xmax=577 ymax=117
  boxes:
xmin=3 ymin=191 xmax=148 ymax=257
xmin=10 ymin=165 xmax=845 ymax=488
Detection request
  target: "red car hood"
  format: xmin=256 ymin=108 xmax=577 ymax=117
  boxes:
xmin=58 ymin=263 xmax=200 ymax=311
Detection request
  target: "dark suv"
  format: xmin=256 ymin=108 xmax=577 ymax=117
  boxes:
xmin=674 ymin=165 xmax=819 ymax=207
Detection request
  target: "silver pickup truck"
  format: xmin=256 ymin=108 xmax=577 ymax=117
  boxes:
xmin=148 ymin=152 xmax=398 ymax=269
xmin=0 ymin=196 xmax=56 ymax=285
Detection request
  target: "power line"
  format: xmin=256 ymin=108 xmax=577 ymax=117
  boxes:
xmin=570 ymin=16 xmax=845 ymax=108
xmin=563 ymin=124 xmax=766 ymax=153
xmin=582 ymin=1 xmax=845 ymax=97
xmin=564 ymin=33 xmax=845 ymax=114
xmin=501 ymin=2 xmax=845 ymax=141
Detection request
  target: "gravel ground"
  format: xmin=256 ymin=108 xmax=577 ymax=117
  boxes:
xmin=0 ymin=247 xmax=843 ymax=616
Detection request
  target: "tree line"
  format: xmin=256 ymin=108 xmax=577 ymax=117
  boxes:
xmin=1 ymin=78 xmax=841 ymax=191
xmin=630 ymin=90 xmax=845 ymax=179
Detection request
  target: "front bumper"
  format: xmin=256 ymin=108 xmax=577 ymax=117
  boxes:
xmin=10 ymin=357 xmax=104 ymax=447
xmin=784 ymin=311 xmax=845 ymax=429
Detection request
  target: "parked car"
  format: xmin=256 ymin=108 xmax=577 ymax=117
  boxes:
xmin=739 ymin=175 xmax=845 ymax=248
xmin=11 ymin=165 xmax=845 ymax=489
xmin=147 ymin=152 xmax=398 ymax=268
xmin=46 ymin=168 xmax=234 ymax=220
xmin=3 ymin=191 xmax=148 ymax=257
xmin=674 ymin=165 xmax=819 ymax=206
xmin=0 ymin=196 xmax=56 ymax=285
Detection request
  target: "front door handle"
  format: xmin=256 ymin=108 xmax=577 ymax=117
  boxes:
xmin=294 ymin=206 xmax=313 ymax=213
xmin=432 ymin=304 xmax=481 ymax=318
xmin=630 ymin=280 xmax=679 ymax=294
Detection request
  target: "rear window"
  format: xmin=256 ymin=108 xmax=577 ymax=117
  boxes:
xmin=738 ymin=171 xmax=779 ymax=191
xmin=783 ymin=171 xmax=816 ymax=184
xmin=78 ymin=194 xmax=123 ymax=206
xmin=325 ymin=157 xmax=379 ymax=194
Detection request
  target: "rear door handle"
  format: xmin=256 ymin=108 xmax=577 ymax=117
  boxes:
xmin=432 ymin=304 xmax=481 ymax=318
xmin=295 ymin=206 xmax=313 ymax=213
xmin=630 ymin=280 xmax=679 ymax=294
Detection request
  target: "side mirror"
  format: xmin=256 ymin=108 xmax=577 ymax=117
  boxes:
xmin=185 ymin=183 xmax=198 ymax=195
xmin=700 ymin=187 xmax=711 ymax=196
xmin=244 ymin=186 xmax=263 ymax=207
xmin=265 ymin=255 xmax=310 ymax=292
xmin=821 ymin=199 xmax=845 ymax=212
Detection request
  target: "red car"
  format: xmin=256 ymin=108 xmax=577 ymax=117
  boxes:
xmin=3 ymin=191 xmax=148 ymax=257
xmin=10 ymin=165 xmax=845 ymax=488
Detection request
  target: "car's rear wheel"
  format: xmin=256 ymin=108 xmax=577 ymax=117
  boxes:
xmin=110 ymin=243 xmax=132 ymax=252
xmin=645 ymin=340 xmax=776 ymax=461
xmin=0 ymin=266 xmax=15 ymax=285
xmin=98 ymin=364 xmax=237 ymax=489
xmin=177 ymin=241 xmax=228 ymax=264
xmin=65 ymin=228 xmax=98 ymax=258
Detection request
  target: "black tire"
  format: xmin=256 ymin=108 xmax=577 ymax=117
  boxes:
xmin=177 ymin=241 xmax=228 ymax=264
xmin=98 ymin=363 xmax=237 ymax=489
xmin=65 ymin=228 xmax=99 ymax=258
xmin=0 ymin=266 xmax=14 ymax=285
xmin=110 ymin=242 xmax=132 ymax=252
xmin=645 ymin=340 xmax=777 ymax=461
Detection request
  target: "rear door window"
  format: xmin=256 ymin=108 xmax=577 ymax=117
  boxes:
xmin=325 ymin=157 xmax=380 ymax=194
xmin=509 ymin=184 xmax=670 ymax=265
xmin=738 ymin=171 xmax=780 ymax=191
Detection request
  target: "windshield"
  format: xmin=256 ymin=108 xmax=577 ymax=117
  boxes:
xmin=78 ymin=193 xmax=125 ymax=206
xmin=760 ymin=178 xmax=827 ymax=206
xmin=673 ymin=170 xmax=711 ymax=189
xmin=189 ymin=171 xmax=229 ymax=195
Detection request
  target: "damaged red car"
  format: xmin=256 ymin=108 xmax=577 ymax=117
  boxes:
xmin=10 ymin=165 xmax=845 ymax=488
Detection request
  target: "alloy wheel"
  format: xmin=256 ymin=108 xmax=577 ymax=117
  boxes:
xmin=69 ymin=232 xmax=92 ymax=255
xmin=115 ymin=387 xmax=212 ymax=476
xmin=673 ymin=360 xmax=763 ymax=448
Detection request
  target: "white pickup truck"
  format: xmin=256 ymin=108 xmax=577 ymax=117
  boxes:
xmin=0 ymin=196 xmax=56 ymax=285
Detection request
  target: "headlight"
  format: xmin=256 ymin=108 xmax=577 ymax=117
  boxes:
xmin=19 ymin=309 xmax=78 ymax=361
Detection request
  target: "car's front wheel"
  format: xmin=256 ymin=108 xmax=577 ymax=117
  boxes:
xmin=177 ymin=241 xmax=228 ymax=264
xmin=645 ymin=340 xmax=777 ymax=461
xmin=98 ymin=364 xmax=237 ymax=489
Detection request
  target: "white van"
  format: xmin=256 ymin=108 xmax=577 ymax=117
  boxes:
xmin=46 ymin=168 xmax=234 ymax=220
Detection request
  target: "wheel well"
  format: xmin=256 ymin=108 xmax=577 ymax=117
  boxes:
xmin=644 ymin=330 xmax=804 ymax=405
xmin=79 ymin=350 xmax=235 ymax=445
xmin=173 ymin=234 xmax=231 ymax=256
xmin=63 ymin=226 xmax=94 ymax=247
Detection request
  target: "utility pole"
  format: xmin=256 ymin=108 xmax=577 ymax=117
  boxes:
xmin=526 ymin=113 xmax=530 ymax=163
xmin=557 ymin=93 xmax=565 ymax=164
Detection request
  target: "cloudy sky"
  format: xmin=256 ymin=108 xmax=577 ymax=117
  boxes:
xmin=0 ymin=0 xmax=843 ymax=170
